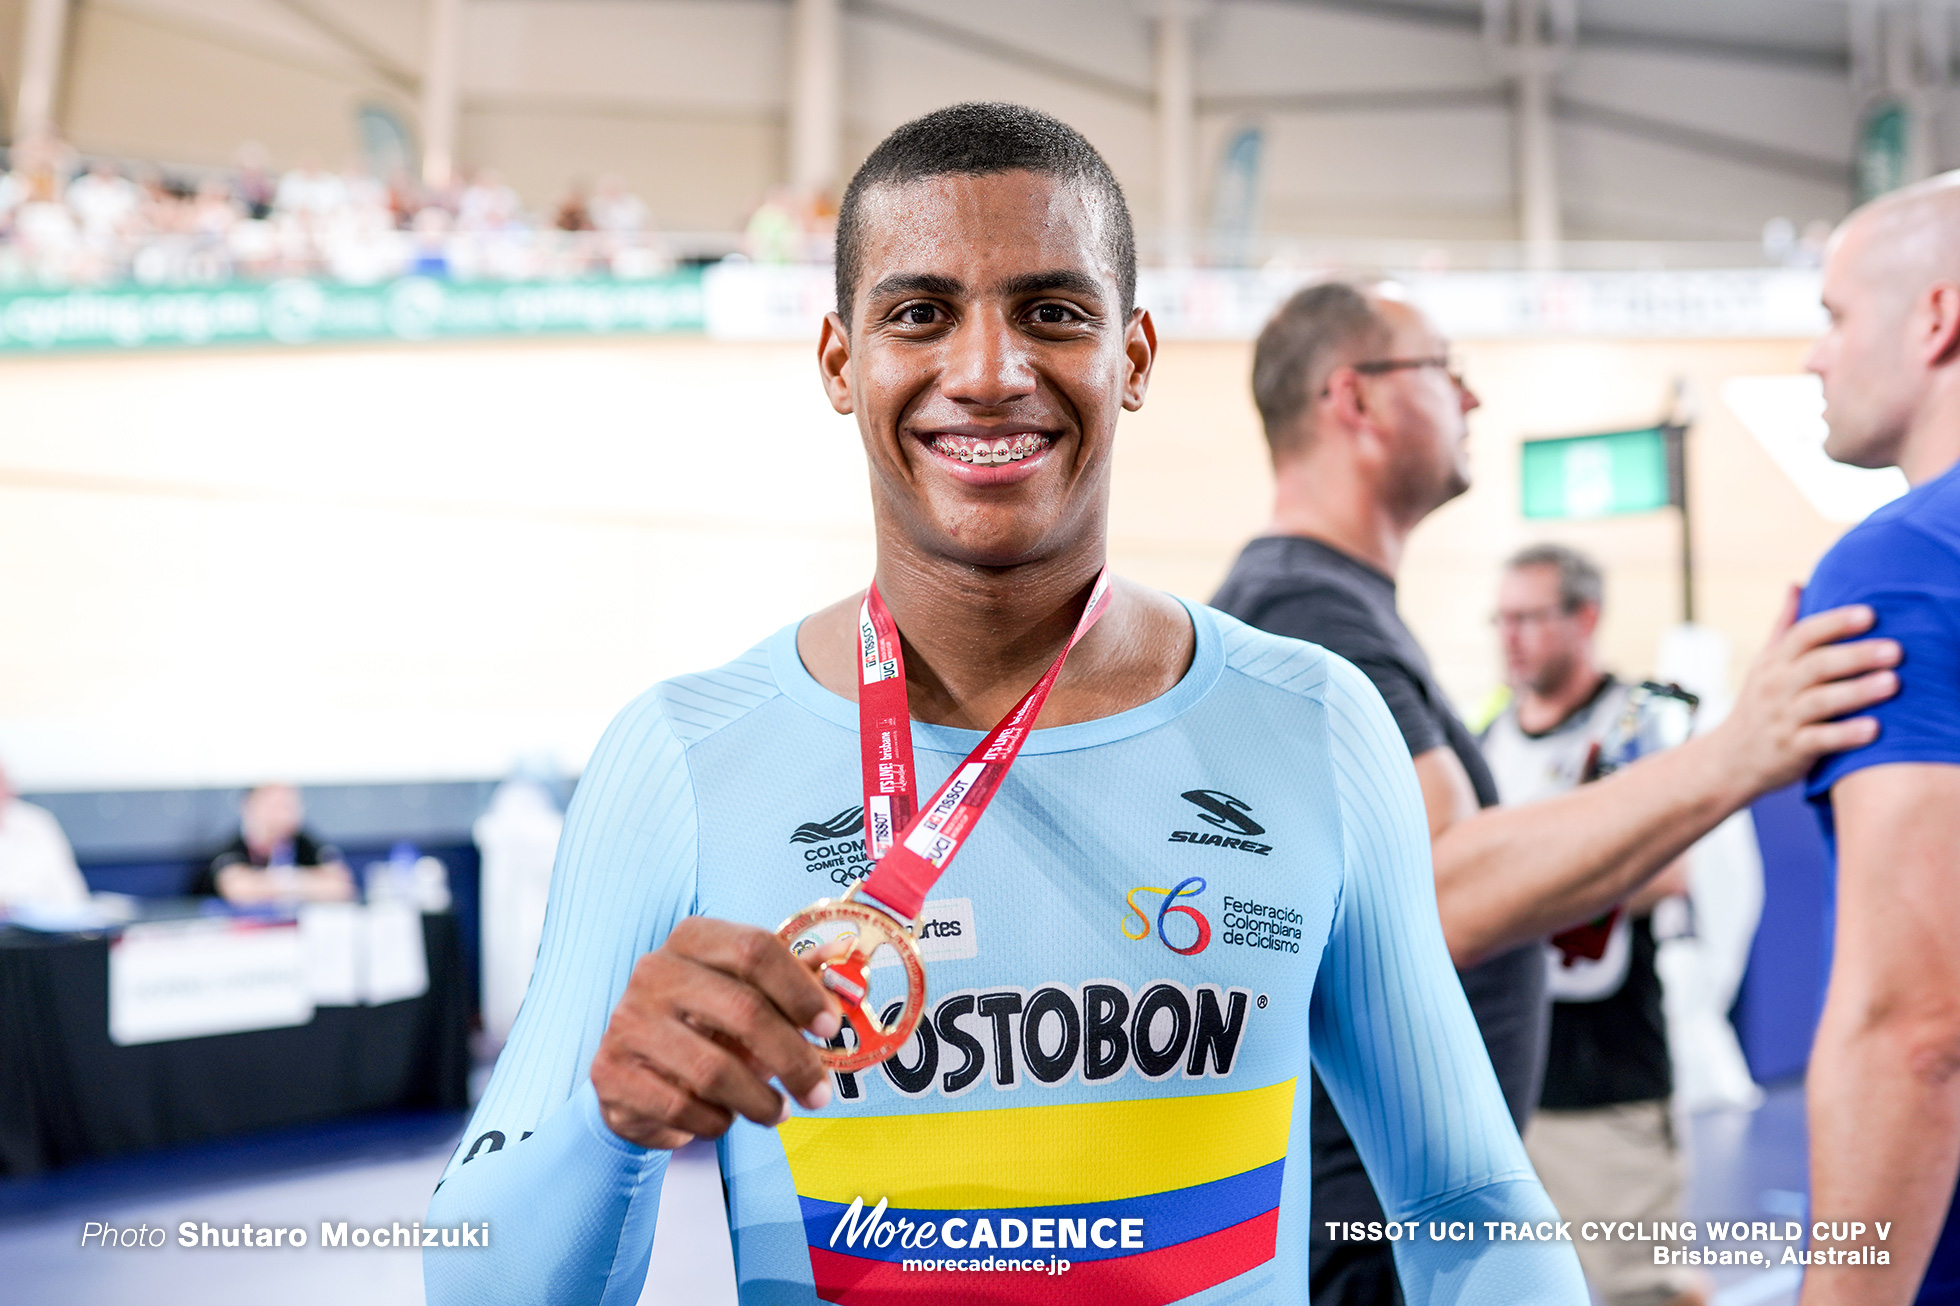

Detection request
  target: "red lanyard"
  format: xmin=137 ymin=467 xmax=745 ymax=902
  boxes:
xmin=852 ymin=568 xmax=1111 ymax=922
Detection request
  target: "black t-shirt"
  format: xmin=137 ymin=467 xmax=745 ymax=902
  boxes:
xmin=1480 ymin=680 xmax=1674 ymax=1110
xmin=189 ymin=831 xmax=342 ymax=897
xmin=1212 ymin=536 xmax=1549 ymax=1238
xmin=1539 ymin=913 xmax=1671 ymax=1108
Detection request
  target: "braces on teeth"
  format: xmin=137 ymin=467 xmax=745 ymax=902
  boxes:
xmin=930 ymin=433 xmax=1047 ymax=465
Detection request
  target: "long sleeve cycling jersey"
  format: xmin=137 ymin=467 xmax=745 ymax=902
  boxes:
xmin=426 ymin=601 xmax=1586 ymax=1305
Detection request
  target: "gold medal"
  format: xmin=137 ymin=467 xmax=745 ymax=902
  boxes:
xmin=777 ymin=887 xmax=927 ymax=1072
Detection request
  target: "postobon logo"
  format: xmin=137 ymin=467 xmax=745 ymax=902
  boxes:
xmin=828 ymin=978 xmax=1252 ymax=1100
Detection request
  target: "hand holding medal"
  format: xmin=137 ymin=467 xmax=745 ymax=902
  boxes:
xmin=778 ymin=568 xmax=1112 ymax=1071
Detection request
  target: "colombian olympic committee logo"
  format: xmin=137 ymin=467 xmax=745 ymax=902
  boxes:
xmin=1122 ymin=877 xmax=1211 ymax=955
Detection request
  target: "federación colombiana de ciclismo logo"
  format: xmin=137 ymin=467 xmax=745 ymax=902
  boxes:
xmin=1122 ymin=877 xmax=1212 ymax=955
xmin=1124 ymin=876 xmax=1305 ymax=957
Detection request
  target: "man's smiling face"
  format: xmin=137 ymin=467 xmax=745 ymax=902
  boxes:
xmin=819 ymin=169 xmax=1153 ymax=570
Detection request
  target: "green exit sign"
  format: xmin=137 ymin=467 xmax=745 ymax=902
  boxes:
xmin=1520 ymin=426 xmax=1677 ymax=520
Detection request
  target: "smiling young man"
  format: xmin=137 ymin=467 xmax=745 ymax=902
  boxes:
xmin=425 ymin=103 xmax=1586 ymax=1306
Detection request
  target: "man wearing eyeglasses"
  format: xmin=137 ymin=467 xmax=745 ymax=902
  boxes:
xmin=1212 ymin=279 xmax=1900 ymax=1306
xmin=1481 ymin=543 xmax=1704 ymax=1306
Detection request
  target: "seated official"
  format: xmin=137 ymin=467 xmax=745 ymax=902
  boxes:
xmin=0 ymin=760 xmax=90 ymax=912
xmin=193 ymin=783 xmax=355 ymax=904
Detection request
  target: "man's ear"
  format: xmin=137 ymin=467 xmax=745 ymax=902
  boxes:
xmin=1324 ymin=367 xmax=1388 ymax=462
xmin=1921 ymin=282 xmax=1960 ymax=368
xmin=818 ymin=311 xmax=855 ymax=415
xmin=1121 ymin=307 xmax=1157 ymax=412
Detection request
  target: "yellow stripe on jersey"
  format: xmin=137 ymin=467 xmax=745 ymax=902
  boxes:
xmin=776 ymin=1078 xmax=1296 ymax=1209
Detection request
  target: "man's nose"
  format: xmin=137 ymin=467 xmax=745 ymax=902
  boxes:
xmin=1802 ymin=336 xmax=1828 ymax=376
xmin=941 ymin=312 xmax=1037 ymax=406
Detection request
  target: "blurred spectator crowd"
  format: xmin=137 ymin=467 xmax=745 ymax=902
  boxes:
xmin=0 ymin=135 xmax=690 ymax=288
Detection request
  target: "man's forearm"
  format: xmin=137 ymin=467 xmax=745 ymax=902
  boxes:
xmin=428 ymin=1081 xmax=665 ymax=1305
xmin=1804 ymin=765 xmax=1960 ymax=1304
xmin=1433 ymin=732 xmax=1748 ymax=965
xmin=1803 ymin=1009 xmax=1960 ymax=1305
xmin=1624 ymin=855 xmax=1690 ymax=917
xmin=214 ymin=863 xmax=355 ymax=903
xmin=298 ymin=862 xmax=356 ymax=901
xmin=1425 ymin=597 xmax=1896 ymax=965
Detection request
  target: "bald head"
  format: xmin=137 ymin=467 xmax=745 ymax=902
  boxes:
xmin=1809 ymin=171 xmax=1960 ymax=480
xmin=1840 ymin=173 xmax=1960 ymax=288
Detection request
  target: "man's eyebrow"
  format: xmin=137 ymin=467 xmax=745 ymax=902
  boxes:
xmin=998 ymin=270 xmax=1105 ymax=300
xmin=864 ymin=273 xmax=965 ymax=303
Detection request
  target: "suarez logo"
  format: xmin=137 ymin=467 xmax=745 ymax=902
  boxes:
xmin=1181 ymin=790 xmax=1264 ymax=836
xmin=1168 ymin=790 xmax=1273 ymax=856
xmin=1121 ymin=876 xmax=1211 ymax=955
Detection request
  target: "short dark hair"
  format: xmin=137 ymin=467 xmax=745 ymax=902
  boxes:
xmin=1506 ymin=543 xmax=1604 ymax=612
xmin=833 ymin=102 xmax=1136 ymax=326
xmin=1251 ymin=280 xmax=1393 ymax=459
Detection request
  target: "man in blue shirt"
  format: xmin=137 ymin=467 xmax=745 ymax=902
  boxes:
xmin=1795 ymin=172 xmax=1960 ymax=1302
xmin=424 ymin=103 xmax=1590 ymax=1304
xmin=1801 ymin=173 xmax=1960 ymax=1306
